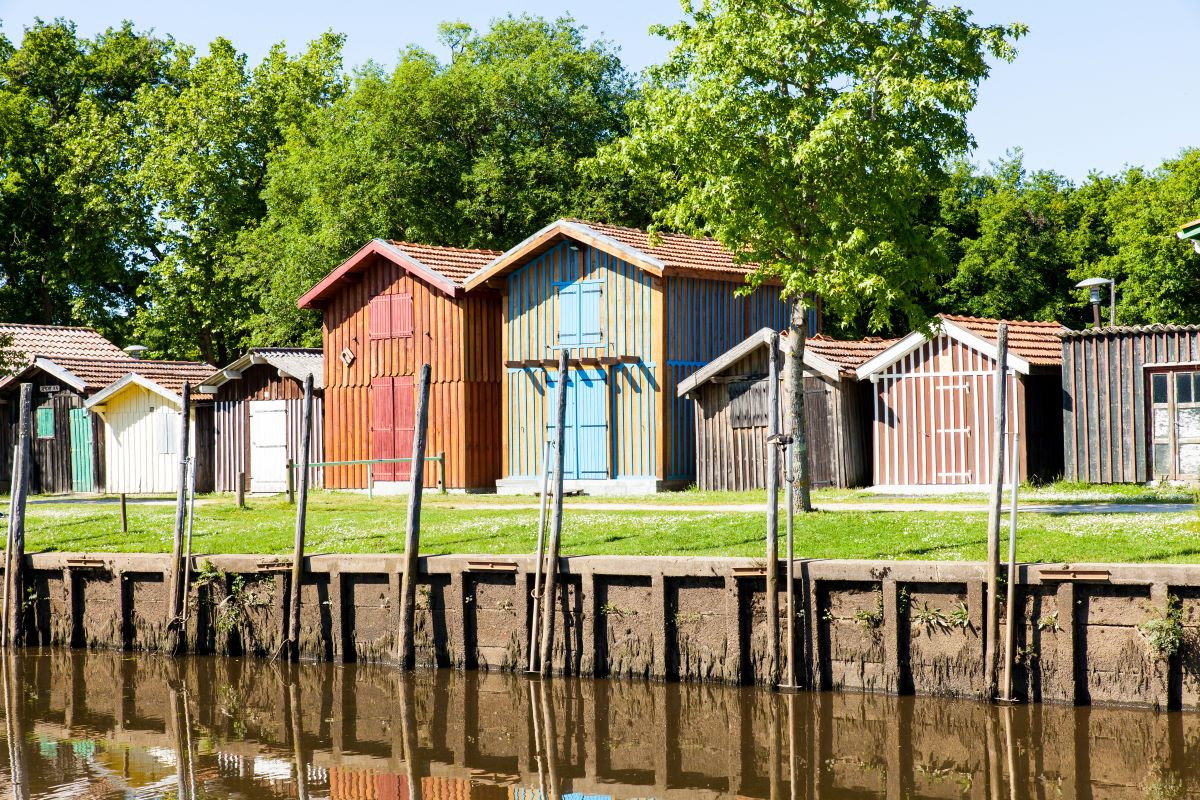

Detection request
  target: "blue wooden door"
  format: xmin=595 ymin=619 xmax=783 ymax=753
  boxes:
xmin=546 ymin=369 xmax=608 ymax=480
xmin=69 ymin=407 xmax=94 ymax=493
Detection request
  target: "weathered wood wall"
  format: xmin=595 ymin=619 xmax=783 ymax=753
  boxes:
xmin=321 ymin=252 xmax=502 ymax=490
xmin=868 ymin=334 xmax=1032 ymax=487
xmin=213 ymin=364 xmax=324 ymax=492
xmin=0 ymin=372 xmax=104 ymax=495
xmin=1062 ymin=326 xmax=1200 ymax=483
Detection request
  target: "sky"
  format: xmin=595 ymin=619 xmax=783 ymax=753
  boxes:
xmin=1 ymin=0 xmax=1198 ymax=182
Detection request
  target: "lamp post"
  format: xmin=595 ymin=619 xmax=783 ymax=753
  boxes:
xmin=1075 ymin=277 xmax=1114 ymax=328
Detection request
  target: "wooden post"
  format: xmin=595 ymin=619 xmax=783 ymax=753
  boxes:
xmin=120 ymin=493 xmax=128 ymax=532
xmin=539 ymin=349 xmax=570 ymax=677
xmin=236 ymin=471 xmax=246 ymax=508
xmin=286 ymin=459 xmax=295 ymax=505
xmin=288 ymin=374 xmax=316 ymax=661
xmin=397 ymin=364 xmax=432 ymax=669
xmin=5 ymin=385 xmax=32 ymax=648
xmin=1002 ymin=431 xmax=1021 ymax=702
xmin=2 ymin=445 xmax=19 ymax=646
xmin=437 ymin=450 xmax=446 ymax=494
xmin=527 ymin=440 xmax=552 ymax=672
xmin=984 ymin=324 xmax=1009 ymax=701
xmin=167 ymin=381 xmax=192 ymax=650
xmin=765 ymin=332 xmax=781 ymax=687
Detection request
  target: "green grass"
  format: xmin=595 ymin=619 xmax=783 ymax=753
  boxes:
xmin=16 ymin=490 xmax=1200 ymax=563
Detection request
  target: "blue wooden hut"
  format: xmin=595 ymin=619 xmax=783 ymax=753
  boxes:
xmin=463 ymin=219 xmax=798 ymax=493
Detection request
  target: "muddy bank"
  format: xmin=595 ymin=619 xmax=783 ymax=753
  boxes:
xmin=11 ymin=552 xmax=1200 ymax=708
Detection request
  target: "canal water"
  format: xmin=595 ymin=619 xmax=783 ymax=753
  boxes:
xmin=0 ymin=650 xmax=1196 ymax=798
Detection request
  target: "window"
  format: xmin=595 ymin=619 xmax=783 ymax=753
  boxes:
xmin=556 ymin=281 xmax=603 ymax=346
xmin=36 ymin=405 xmax=54 ymax=438
xmin=156 ymin=411 xmax=177 ymax=455
xmin=369 ymin=293 xmax=414 ymax=340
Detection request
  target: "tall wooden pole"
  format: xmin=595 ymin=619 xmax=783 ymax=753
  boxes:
xmin=288 ymin=374 xmax=315 ymax=661
xmin=784 ymin=442 xmax=797 ymax=689
xmin=984 ymin=324 xmax=1009 ymax=701
xmin=2 ymin=446 xmax=19 ymax=646
xmin=527 ymin=440 xmax=552 ymax=672
xmin=1002 ymin=431 xmax=1021 ymax=702
xmin=397 ymin=364 xmax=431 ymax=669
xmin=167 ymin=381 xmax=192 ymax=649
xmin=765 ymin=332 xmax=781 ymax=687
xmin=5 ymin=385 xmax=32 ymax=648
xmin=539 ymin=349 xmax=570 ymax=677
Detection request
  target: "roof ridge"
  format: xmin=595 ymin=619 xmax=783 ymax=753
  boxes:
xmin=0 ymin=323 xmax=103 ymax=332
xmin=386 ymin=239 xmax=504 ymax=256
xmin=939 ymin=312 xmax=1064 ymax=328
xmin=566 ymin=218 xmax=722 ymax=246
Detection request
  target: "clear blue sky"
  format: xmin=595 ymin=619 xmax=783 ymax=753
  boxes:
xmin=2 ymin=0 xmax=1198 ymax=181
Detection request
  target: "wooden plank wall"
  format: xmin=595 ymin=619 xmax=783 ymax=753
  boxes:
xmin=870 ymin=334 xmax=1024 ymax=487
xmin=503 ymin=242 xmax=657 ymax=479
xmin=0 ymin=373 xmax=96 ymax=495
xmin=214 ymin=365 xmax=324 ymax=492
xmin=321 ymin=253 xmax=501 ymax=489
xmin=1062 ymin=328 xmax=1200 ymax=483
xmin=101 ymin=386 xmax=209 ymax=495
xmin=664 ymin=277 xmax=790 ymax=483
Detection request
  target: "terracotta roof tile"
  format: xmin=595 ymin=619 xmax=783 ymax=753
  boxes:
xmin=801 ymin=334 xmax=900 ymax=371
xmin=384 ymin=240 xmax=502 ymax=284
xmin=62 ymin=356 xmax=215 ymax=396
xmin=567 ymin=220 xmax=758 ymax=278
xmin=0 ymin=324 xmax=126 ymax=363
xmin=939 ymin=313 xmax=1065 ymax=367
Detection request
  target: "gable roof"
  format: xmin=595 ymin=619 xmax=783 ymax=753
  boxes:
xmin=463 ymin=219 xmax=763 ymax=291
xmin=296 ymin=239 xmax=503 ymax=308
xmin=83 ymin=360 xmax=216 ymax=408
xmin=0 ymin=324 xmax=129 ymax=392
xmin=677 ymin=328 xmax=893 ymax=396
xmin=198 ymin=348 xmax=324 ymax=392
xmin=855 ymin=314 xmax=1066 ymax=379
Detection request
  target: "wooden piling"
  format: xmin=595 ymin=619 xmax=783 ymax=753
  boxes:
xmin=286 ymin=459 xmax=295 ymax=505
xmin=539 ymin=349 xmax=570 ymax=677
xmin=120 ymin=493 xmax=128 ymax=533
xmin=167 ymin=381 xmax=191 ymax=650
xmin=1002 ymin=432 xmax=1021 ymax=702
xmin=288 ymin=374 xmax=315 ymax=661
xmin=4 ymin=386 xmax=32 ymax=647
xmin=1 ymin=446 xmax=17 ymax=645
xmin=527 ymin=440 xmax=552 ymax=673
xmin=984 ymin=324 xmax=1009 ymax=701
xmin=397 ymin=364 xmax=432 ymax=669
xmin=237 ymin=471 xmax=246 ymax=509
xmin=765 ymin=332 xmax=781 ymax=687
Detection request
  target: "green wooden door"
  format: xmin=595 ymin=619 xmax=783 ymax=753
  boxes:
xmin=69 ymin=407 xmax=94 ymax=493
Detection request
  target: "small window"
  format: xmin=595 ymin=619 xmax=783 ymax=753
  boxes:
xmin=1152 ymin=373 xmax=1168 ymax=405
xmin=35 ymin=405 xmax=54 ymax=439
xmin=1178 ymin=372 xmax=1193 ymax=404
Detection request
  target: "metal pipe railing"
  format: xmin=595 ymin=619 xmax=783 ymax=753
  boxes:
xmin=298 ymin=453 xmax=447 ymax=499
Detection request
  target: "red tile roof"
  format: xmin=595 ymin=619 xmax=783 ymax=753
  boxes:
xmin=383 ymin=240 xmax=501 ymax=282
xmin=567 ymin=219 xmax=758 ymax=278
xmin=114 ymin=360 xmax=216 ymax=396
xmin=939 ymin=314 xmax=1065 ymax=367
xmin=1 ymin=324 xmax=126 ymax=363
xmin=801 ymin=334 xmax=900 ymax=371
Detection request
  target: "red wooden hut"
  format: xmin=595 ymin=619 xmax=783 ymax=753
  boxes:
xmin=296 ymin=239 xmax=503 ymax=491
xmin=855 ymin=314 xmax=1065 ymax=488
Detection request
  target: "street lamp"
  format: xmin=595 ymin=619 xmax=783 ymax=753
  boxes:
xmin=1075 ymin=277 xmax=1115 ymax=328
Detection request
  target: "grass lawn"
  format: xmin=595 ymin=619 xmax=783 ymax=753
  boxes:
xmin=16 ymin=490 xmax=1200 ymax=563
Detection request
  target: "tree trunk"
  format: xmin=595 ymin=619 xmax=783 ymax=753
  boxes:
xmin=788 ymin=303 xmax=813 ymax=513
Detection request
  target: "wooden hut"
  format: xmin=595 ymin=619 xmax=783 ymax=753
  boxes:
xmin=855 ymin=314 xmax=1065 ymax=488
xmin=463 ymin=219 xmax=796 ymax=493
xmin=84 ymin=361 xmax=216 ymax=494
xmin=0 ymin=324 xmax=139 ymax=495
xmin=197 ymin=348 xmax=324 ymax=493
xmin=296 ymin=239 xmax=503 ymax=491
xmin=677 ymin=329 xmax=889 ymax=490
xmin=1061 ymin=324 xmax=1200 ymax=483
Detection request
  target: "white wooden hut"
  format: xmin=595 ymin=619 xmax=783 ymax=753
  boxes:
xmin=84 ymin=362 xmax=216 ymax=494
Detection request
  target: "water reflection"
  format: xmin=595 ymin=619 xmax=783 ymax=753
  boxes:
xmin=0 ymin=650 xmax=1198 ymax=798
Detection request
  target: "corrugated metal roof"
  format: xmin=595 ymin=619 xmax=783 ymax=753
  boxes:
xmin=939 ymin=314 xmax=1065 ymax=367
xmin=200 ymin=348 xmax=324 ymax=390
xmin=1060 ymin=323 xmax=1200 ymax=339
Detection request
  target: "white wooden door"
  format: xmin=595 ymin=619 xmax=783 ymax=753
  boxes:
xmin=249 ymin=400 xmax=288 ymax=493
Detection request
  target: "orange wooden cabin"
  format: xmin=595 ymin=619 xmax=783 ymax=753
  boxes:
xmin=296 ymin=239 xmax=503 ymax=490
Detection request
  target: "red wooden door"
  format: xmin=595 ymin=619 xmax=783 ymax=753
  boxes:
xmin=394 ymin=375 xmax=415 ymax=480
xmin=371 ymin=378 xmax=396 ymax=480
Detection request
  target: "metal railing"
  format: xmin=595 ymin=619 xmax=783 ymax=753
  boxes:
xmin=293 ymin=453 xmax=447 ymax=499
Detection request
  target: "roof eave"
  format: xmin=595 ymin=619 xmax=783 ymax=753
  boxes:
xmin=85 ymin=373 xmax=181 ymax=408
xmin=296 ymin=239 xmax=459 ymax=310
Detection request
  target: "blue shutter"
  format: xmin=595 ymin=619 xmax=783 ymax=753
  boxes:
xmin=557 ymin=283 xmax=580 ymax=346
xmin=578 ymin=282 xmax=604 ymax=345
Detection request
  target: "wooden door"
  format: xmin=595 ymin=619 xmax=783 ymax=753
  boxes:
xmin=371 ymin=377 xmax=416 ymax=482
xmin=249 ymin=400 xmax=288 ymax=493
xmin=803 ymin=380 xmax=834 ymax=488
xmin=546 ymin=368 xmax=608 ymax=480
xmin=69 ymin=407 xmax=94 ymax=493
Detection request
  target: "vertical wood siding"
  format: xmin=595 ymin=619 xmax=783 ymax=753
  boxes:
xmin=503 ymin=242 xmax=657 ymax=479
xmin=213 ymin=364 xmax=325 ymax=492
xmin=321 ymin=253 xmax=501 ymax=489
xmin=664 ymin=277 xmax=790 ymax=482
xmin=100 ymin=386 xmax=212 ymax=494
xmin=1062 ymin=328 xmax=1200 ymax=483
xmin=869 ymin=335 xmax=1028 ymax=487
xmin=0 ymin=372 xmax=102 ymax=495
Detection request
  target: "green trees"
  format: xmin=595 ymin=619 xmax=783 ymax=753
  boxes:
xmin=240 ymin=15 xmax=641 ymax=347
xmin=600 ymin=0 xmax=1024 ymax=509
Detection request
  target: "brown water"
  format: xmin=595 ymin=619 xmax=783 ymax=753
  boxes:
xmin=0 ymin=650 xmax=1196 ymax=799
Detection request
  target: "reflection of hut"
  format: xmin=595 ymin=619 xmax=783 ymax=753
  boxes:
xmin=1061 ymin=324 xmax=1200 ymax=483
xmin=677 ymin=329 xmax=889 ymax=490
xmin=855 ymin=314 xmax=1065 ymax=488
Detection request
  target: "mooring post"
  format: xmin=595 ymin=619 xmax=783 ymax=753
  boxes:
xmin=527 ymin=440 xmax=552 ymax=673
xmin=1002 ymin=431 xmax=1022 ymax=702
xmin=288 ymin=374 xmax=315 ymax=662
xmin=4 ymin=387 xmax=32 ymax=648
xmin=167 ymin=381 xmax=192 ymax=652
xmin=539 ymin=349 xmax=570 ymax=677
xmin=120 ymin=493 xmax=128 ymax=533
xmin=2 ymin=445 xmax=19 ymax=646
xmin=286 ymin=459 xmax=295 ymax=505
xmin=237 ymin=471 xmax=246 ymax=509
xmin=397 ymin=364 xmax=432 ymax=669
xmin=984 ymin=324 xmax=1009 ymax=701
xmin=765 ymin=332 xmax=781 ymax=687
